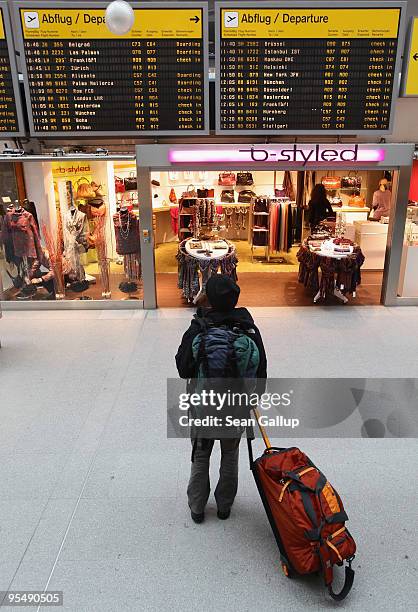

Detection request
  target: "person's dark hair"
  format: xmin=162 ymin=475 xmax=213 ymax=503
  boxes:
xmin=310 ymin=184 xmax=328 ymax=205
xmin=205 ymin=274 xmax=240 ymax=312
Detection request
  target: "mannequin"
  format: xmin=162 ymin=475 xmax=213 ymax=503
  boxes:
xmin=371 ymin=178 xmax=392 ymax=221
xmin=63 ymin=203 xmax=89 ymax=282
xmin=113 ymin=204 xmax=141 ymax=293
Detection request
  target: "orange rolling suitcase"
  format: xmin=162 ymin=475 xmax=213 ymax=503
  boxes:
xmin=247 ymin=409 xmax=356 ymax=601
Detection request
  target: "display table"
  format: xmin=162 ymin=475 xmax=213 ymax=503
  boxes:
xmin=297 ymin=241 xmax=365 ymax=304
xmin=177 ymin=238 xmax=238 ymax=303
xmin=333 ymin=206 xmax=370 ymax=224
xmin=354 ymin=221 xmax=388 ymax=270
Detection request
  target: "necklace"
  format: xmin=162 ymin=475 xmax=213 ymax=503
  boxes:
xmin=118 ymin=210 xmax=131 ymax=239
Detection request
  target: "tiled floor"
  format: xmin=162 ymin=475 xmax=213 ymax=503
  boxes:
xmin=0 ymin=306 xmax=417 ymax=611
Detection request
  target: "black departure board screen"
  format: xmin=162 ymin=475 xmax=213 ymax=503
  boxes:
xmin=16 ymin=2 xmax=208 ymax=136
xmin=0 ymin=2 xmax=24 ymax=135
xmin=216 ymin=2 xmax=405 ymax=134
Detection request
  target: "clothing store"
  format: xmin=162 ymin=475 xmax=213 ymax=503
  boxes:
xmin=0 ymin=143 xmax=416 ymax=309
xmin=0 ymin=142 xmax=416 ymax=309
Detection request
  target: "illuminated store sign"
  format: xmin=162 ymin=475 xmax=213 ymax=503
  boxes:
xmin=168 ymin=145 xmax=386 ymax=165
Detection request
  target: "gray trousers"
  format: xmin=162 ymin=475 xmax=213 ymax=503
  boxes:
xmin=187 ymin=438 xmax=241 ymax=515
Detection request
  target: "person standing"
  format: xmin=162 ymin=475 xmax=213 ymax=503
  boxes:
xmin=307 ymin=184 xmax=336 ymax=230
xmin=175 ymin=275 xmax=267 ymax=524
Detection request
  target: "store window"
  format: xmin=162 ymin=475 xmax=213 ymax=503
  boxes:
xmin=152 ymin=167 xmax=396 ymax=307
xmin=0 ymin=160 xmax=142 ymax=302
xmin=398 ymin=160 xmax=418 ymax=298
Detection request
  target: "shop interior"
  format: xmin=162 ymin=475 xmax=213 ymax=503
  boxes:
xmin=150 ymin=167 xmax=401 ymax=307
xmin=1 ymin=158 xmax=418 ymax=306
xmin=0 ymin=158 xmax=143 ymax=303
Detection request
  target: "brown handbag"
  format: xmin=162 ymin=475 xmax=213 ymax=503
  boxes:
xmin=76 ymin=177 xmax=96 ymax=200
xmin=321 ymin=175 xmax=341 ymax=190
xmin=91 ymin=181 xmax=105 ymax=197
xmin=218 ymin=172 xmax=236 ymax=186
xmin=348 ymin=195 xmax=365 ymax=208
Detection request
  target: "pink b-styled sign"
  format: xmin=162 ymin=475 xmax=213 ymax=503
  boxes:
xmin=168 ymin=144 xmax=385 ymax=166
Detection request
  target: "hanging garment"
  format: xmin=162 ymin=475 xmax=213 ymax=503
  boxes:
xmin=170 ymin=206 xmax=179 ymax=235
xmin=113 ymin=209 xmax=140 ymax=255
xmin=1 ymin=209 xmax=42 ymax=260
xmin=283 ymin=171 xmax=295 ymax=200
xmin=63 ymin=209 xmax=89 ymax=282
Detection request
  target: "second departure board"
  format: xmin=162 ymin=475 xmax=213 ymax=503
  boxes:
xmin=15 ymin=2 xmax=209 ymax=136
xmin=0 ymin=1 xmax=24 ymax=135
xmin=216 ymin=2 xmax=406 ymax=134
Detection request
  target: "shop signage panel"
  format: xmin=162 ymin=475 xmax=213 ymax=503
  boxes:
xmin=215 ymin=1 xmax=406 ymax=135
xmin=0 ymin=1 xmax=24 ymax=136
xmin=14 ymin=2 xmax=209 ymax=136
xmin=167 ymin=144 xmax=385 ymax=164
xmin=402 ymin=17 xmax=418 ymax=97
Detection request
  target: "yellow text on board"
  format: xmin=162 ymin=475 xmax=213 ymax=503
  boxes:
xmin=21 ymin=8 xmax=202 ymax=40
xmin=0 ymin=10 xmax=5 ymax=40
xmin=221 ymin=8 xmax=400 ymax=39
xmin=405 ymin=18 xmax=418 ymax=96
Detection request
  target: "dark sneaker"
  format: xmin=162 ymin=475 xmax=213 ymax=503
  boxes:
xmin=191 ymin=511 xmax=205 ymax=524
xmin=217 ymin=509 xmax=231 ymax=520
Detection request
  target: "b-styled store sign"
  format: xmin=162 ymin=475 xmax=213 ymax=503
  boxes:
xmin=136 ymin=143 xmax=415 ymax=169
xmin=168 ymin=144 xmax=385 ymax=165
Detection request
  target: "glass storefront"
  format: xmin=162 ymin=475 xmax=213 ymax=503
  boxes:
xmin=0 ymin=158 xmax=143 ymax=303
xmin=0 ymin=144 xmax=416 ymax=308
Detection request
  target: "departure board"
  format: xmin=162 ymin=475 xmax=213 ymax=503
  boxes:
xmin=15 ymin=2 xmax=208 ymax=136
xmin=0 ymin=2 xmax=24 ymax=135
xmin=216 ymin=2 xmax=406 ymax=134
xmin=402 ymin=18 xmax=418 ymax=97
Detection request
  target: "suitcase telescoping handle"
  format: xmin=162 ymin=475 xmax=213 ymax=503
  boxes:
xmin=247 ymin=408 xmax=285 ymax=469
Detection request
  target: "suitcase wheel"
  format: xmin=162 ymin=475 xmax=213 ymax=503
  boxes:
xmin=281 ymin=563 xmax=292 ymax=578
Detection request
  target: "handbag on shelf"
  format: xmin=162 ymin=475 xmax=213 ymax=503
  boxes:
xmin=321 ymin=175 xmax=341 ymax=190
xmin=124 ymin=172 xmax=137 ymax=191
xmin=253 ymin=197 xmax=269 ymax=213
xmin=91 ymin=181 xmax=104 ymax=197
xmin=218 ymin=172 xmax=236 ymax=186
xmin=197 ymin=188 xmax=208 ymax=198
xmin=238 ymin=189 xmax=256 ymax=203
xmin=221 ymin=189 xmax=235 ymax=203
xmin=341 ymin=172 xmax=362 ymax=189
xmin=182 ymin=184 xmax=197 ymax=198
xmin=348 ymin=195 xmax=366 ymax=208
xmin=115 ymin=176 xmax=125 ymax=194
xmin=330 ymin=195 xmax=343 ymax=207
xmin=236 ymin=171 xmax=254 ymax=186
xmin=169 ymin=188 xmax=177 ymax=203
xmin=76 ymin=177 xmax=96 ymax=200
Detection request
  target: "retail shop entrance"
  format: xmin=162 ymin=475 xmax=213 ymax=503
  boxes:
xmin=136 ymin=143 xmax=414 ymax=308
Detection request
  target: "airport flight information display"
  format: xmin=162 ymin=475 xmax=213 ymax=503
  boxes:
xmin=216 ymin=3 xmax=405 ymax=134
xmin=0 ymin=3 xmax=23 ymax=135
xmin=16 ymin=3 xmax=208 ymax=136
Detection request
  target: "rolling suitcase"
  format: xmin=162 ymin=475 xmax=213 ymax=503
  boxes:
xmin=247 ymin=409 xmax=356 ymax=601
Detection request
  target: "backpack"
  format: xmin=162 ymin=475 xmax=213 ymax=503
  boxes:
xmin=191 ymin=318 xmax=259 ymax=379
xmin=189 ymin=318 xmax=260 ymax=441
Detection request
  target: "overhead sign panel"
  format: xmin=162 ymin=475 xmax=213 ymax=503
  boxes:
xmin=216 ymin=2 xmax=406 ymax=135
xmin=0 ymin=1 xmax=24 ymax=136
xmin=15 ymin=2 xmax=209 ymax=136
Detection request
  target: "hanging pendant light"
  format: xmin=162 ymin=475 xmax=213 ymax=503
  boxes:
xmin=105 ymin=1 xmax=135 ymax=35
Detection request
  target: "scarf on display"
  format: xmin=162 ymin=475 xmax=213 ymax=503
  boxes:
xmin=176 ymin=240 xmax=238 ymax=301
xmin=297 ymin=247 xmax=320 ymax=292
